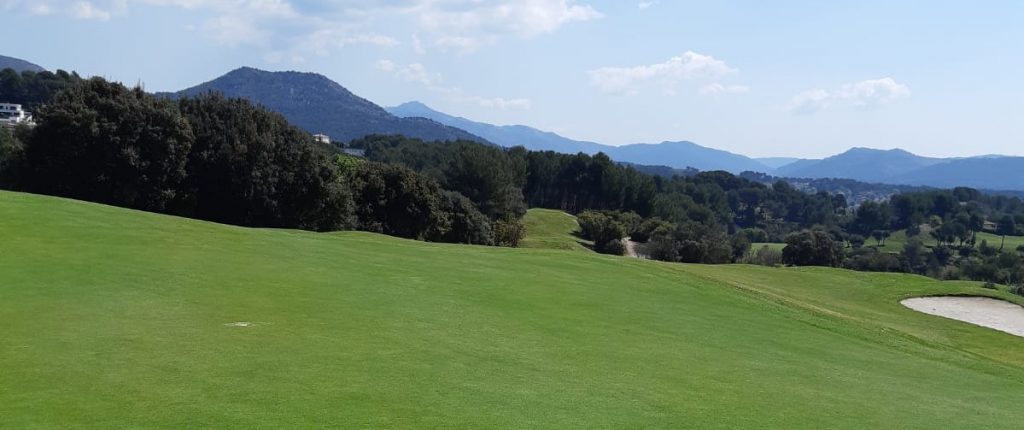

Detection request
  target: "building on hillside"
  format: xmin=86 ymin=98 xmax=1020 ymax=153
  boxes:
xmin=313 ymin=133 xmax=331 ymax=144
xmin=0 ymin=103 xmax=32 ymax=128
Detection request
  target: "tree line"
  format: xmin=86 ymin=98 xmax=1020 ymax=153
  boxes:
xmin=352 ymin=132 xmax=1024 ymax=291
xmin=1 ymin=68 xmax=83 ymax=112
xmin=0 ymin=77 xmax=518 ymax=246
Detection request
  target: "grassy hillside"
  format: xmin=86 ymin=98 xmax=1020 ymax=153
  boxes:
xmin=869 ymin=230 xmax=1024 ymax=253
xmin=979 ymin=231 xmax=1024 ymax=250
xmin=2 ymin=191 xmax=1024 ymax=428
xmin=520 ymin=208 xmax=591 ymax=251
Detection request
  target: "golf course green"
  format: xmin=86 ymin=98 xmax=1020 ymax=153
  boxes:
xmin=2 ymin=191 xmax=1024 ymax=428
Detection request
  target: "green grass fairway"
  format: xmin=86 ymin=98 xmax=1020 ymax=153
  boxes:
xmin=869 ymin=230 xmax=1024 ymax=253
xmin=978 ymin=231 xmax=1024 ymax=251
xmin=751 ymin=242 xmax=786 ymax=252
xmin=868 ymin=229 xmax=909 ymax=253
xmin=520 ymin=208 xmax=590 ymax=251
xmin=3 ymin=191 xmax=1024 ymax=428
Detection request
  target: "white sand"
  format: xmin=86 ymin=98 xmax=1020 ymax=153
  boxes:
xmin=901 ymin=296 xmax=1024 ymax=338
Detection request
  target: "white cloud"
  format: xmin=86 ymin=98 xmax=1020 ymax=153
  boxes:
xmin=412 ymin=33 xmax=426 ymax=55
xmin=377 ymin=60 xmax=531 ymax=110
xmin=466 ymin=96 xmax=532 ymax=110
xmin=202 ymin=15 xmax=268 ymax=47
xmin=1 ymin=0 xmax=110 ymax=19
xmin=3 ymin=0 xmax=397 ymax=60
xmin=434 ymin=35 xmax=489 ymax=55
xmin=395 ymin=63 xmax=441 ymax=85
xmin=28 ymin=2 xmax=55 ymax=15
xmin=700 ymin=83 xmax=750 ymax=95
xmin=300 ymin=29 xmax=399 ymax=56
xmin=638 ymin=1 xmax=658 ymax=10
xmin=4 ymin=0 xmax=596 ymax=57
xmin=411 ymin=0 xmax=601 ymax=37
xmin=588 ymin=51 xmax=738 ymax=94
xmin=837 ymin=77 xmax=912 ymax=106
xmin=375 ymin=59 xmax=396 ymax=72
xmin=790 ymin=78 xmax=911 ymax=114
xmin=396 ymin=0 xmax=601 ymax=54
xmin=789 ymin=89 xmax=833 ymax=114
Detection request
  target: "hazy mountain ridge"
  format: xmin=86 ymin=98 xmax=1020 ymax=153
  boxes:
xmin=388 ymin=101 xmax=772 ymax=173
xmin=0 ymin=54 xmax=45 ymax=73
xmin=171 ymin=68 xmax=489 ymax=144
xmin=774 ymin=147 xmax=1023 ymax=191
xmin=775 ymin=148 xmax=944 ymax=182
xmin=755 ymin=157 xmax=802 ymax=169
xmin=388 ymin=101 xmax=607 ymax=154
xmin=157 ymin=71 xmax=1024 ymax=191
xmin=891 ymin=157 xmax=1024 ymax=190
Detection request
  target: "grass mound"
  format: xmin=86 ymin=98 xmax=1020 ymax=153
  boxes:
xmin=2 ymin=191 xmax=1024 ymax=428
xmin=520 ymin=208 xmax=590 ymax=251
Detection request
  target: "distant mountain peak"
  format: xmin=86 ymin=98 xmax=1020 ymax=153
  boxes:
xmin=174 ymin=68 xmax=489 ymax=144
xmin=842 ymin=147 xmax=915 ymax=155
xmin=396 ymin=100 xmax=432 ymax=110
xmin=0 ymin=54 xmax=45 ymax=73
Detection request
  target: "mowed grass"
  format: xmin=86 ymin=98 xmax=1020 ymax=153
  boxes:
xmin=751 ymin=242 xmax=786 ymax=252
xmin=520 ymin=208 xmax=590 ymax=251
xmin=870 ymin=230 xmax=1024 ymax=253
xmin=979 ymin=231 xmax=1024 ymax=250
xmin=2 ymin=192 xmax=1024 ymax=428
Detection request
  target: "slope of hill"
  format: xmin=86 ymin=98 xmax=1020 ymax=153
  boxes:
xmin=520 ymin=208 xmax=590 ymax=251
xmin=891 ymin=157 xmax=1024 ymax=190
xmin=388 ymin=101 xmax=772 ymax=173
xmin=773 ymin=148 xmax=1024 ymax=191
xmin=3 ymin=190 xmax=1024 ymax=428
xmin=388 ymin=101 xmax=605 ymax=154
xmin=0 ymin=54 xmax=45 ymax=73
xmin=173 ymin=68 xmax=489 ymax=144
xmin=755 ymin=157 xmax=801 ymax=170
xmin=605 ymin=141 xmax=770 ymax=173
xmin=775 ymin=148 xmax=944 ymax=182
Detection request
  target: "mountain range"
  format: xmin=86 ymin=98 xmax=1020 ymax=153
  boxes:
xmin=170 ymin=67 xmax=488 ymax=144
xmin=6 ymin=56 xmax=1023 ymax=192
xmin=172 ymin=68 xmax=1024 ymax=191
xmin=775 ymin=148 xmax=1024 ymax=191
xmin=386 ymin=101 xmax=771 ymax=173
xmin=0 ymin=55 xmax=45 ymax=73
xmin=387 ymin=101 xmax=1024 ymax=191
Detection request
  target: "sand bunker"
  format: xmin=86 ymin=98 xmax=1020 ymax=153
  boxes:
xmin=901 ymin=296 xmax=1024 ymax=338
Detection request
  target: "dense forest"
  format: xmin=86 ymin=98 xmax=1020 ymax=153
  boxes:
xmin=0 ymin=68 xmax=82 ymax=112
xmin=0 ymin=75 xmax=516 ymax=246
xmin=2 ymin=68 xmax=1024 ymax=292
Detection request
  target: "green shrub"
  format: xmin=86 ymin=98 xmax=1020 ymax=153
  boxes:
xmin=577 ymin=210 xmax=629 ymax=255
xmin=601 ymin=238 xmax=627 ymax=256
xmin=783 ymin=230 xmax=844 ymax=267
xmin=744 ymin=245 xmax=783 ymax=267
xmin=632 ymin=217 xmax=674 ymax=243
xmin=494 ymin=218 xmax=526 ymax=248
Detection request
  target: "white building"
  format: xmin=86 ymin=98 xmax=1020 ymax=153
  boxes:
xmin=0 ymin=103 xmax=31 ymax=127
xmin=313 ymin=134 xmax=331 ymax=144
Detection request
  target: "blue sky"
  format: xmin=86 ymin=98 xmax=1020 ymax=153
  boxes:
xmin=3 ymin=0 xmax=1023 ymax=158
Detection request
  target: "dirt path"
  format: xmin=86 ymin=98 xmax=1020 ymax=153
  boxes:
xmin=624 ymin=239 xmax=643 ymax=259
xmin=901 ymin=296 xmax=1024 ymax=338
